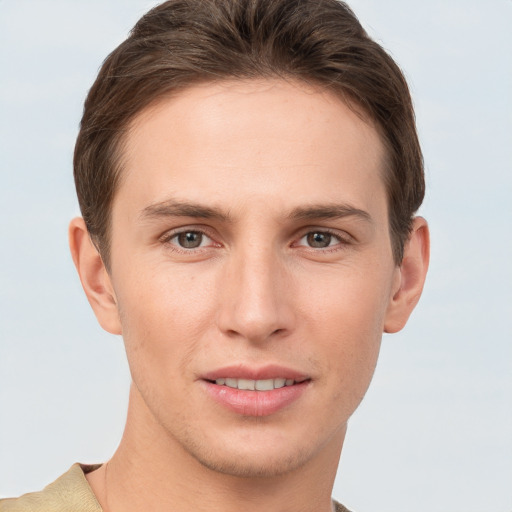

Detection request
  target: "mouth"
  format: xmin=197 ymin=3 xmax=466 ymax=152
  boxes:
xmin=207 ymin=377 xmax=308 ymax=391
xmin=201 ymin=366 xmax=311 ymax=416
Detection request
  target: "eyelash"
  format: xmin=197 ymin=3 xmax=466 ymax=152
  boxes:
xmin=159 ymin=227 xmax=219 ymax=253
xmin=159 ymin=227 xmax=352 ymax=254
xmin=294 ymin=229 xmax=351 ymax=252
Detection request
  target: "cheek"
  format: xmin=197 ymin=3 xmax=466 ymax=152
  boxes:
xmin=114 ymin=264 xmax=217 ymax=378
xmin=318 ymin=299 xmax=383 ymax=384
xmin=298 ymin=262 xmax=392 ymax=338
xmin=297 ymin=266 xmax=390 ymax=389
xmin=315 ymin=306 xmax=383 ymax=422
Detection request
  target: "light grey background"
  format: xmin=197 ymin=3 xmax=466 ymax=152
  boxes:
xmin=1 ymin=1 xmax=511 ymax=511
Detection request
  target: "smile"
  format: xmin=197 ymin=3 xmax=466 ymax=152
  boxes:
xmin=213 ymin=378 xmax=300 ymax=390
xmin=203 ymin=374 xmax=310 ymax=416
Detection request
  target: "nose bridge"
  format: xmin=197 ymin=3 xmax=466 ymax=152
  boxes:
xmin=217 ymin=241 xmax=293 ymax=342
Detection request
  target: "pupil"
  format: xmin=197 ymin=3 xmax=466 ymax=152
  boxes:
xmin=307 ymin=232 xmax=331 ymax=248
xmin=178 ymin=231 xmax=202 ymax=248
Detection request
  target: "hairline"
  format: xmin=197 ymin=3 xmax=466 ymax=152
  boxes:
xmin=94 ymin=75 xmax=400 ymax=271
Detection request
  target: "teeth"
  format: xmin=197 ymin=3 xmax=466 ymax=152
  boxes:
xmin=237 ymin=378 xmax=255 ymax=390
xmin=274 ymin=378 xmax=286 ymax=389
xmin=225 ymin=378 xmax=237 ymax=388
xmin=215 ymin=378 xmax=298 ymax=390
xmin=255 ymin=379 xmax=274 ymax=391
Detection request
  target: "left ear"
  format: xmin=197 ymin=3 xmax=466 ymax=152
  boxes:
xmin=69 ymin=217 xmax=122 ymax=335
xmin=384 ymin=217 xmax=430 ymax=333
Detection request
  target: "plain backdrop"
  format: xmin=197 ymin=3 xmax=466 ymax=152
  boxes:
xmin=1 ymin=1 xmax=511 ymax=511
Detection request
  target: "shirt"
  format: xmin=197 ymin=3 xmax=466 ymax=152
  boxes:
xmin=0 ymin=464 xmax=352 ymax=512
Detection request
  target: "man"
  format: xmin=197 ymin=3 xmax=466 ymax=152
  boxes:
xmin=0 ymin=0 xmax=429 ymax=510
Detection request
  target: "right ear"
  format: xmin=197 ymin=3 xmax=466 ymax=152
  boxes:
xmin=68 ymin=217 xmax=122 ymax=335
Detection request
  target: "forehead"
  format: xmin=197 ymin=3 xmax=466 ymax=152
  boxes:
xmin=117 ymin=79 xmax=387 ymax=219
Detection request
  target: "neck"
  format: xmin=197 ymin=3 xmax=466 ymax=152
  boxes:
xmin=87 ymin=384 xmax=345 ymax=512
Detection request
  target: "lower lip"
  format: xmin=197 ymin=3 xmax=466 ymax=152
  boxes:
xmin=202 ymin=381 xmax=309 ymax=417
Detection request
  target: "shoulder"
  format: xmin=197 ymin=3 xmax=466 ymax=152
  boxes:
xmin=0 ymin=464 xmax=102 ymax=512
xmin=332 ymin=499 xmax=354 ymax=512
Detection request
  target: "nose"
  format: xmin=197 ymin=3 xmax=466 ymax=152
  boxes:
xmin=216 ymin=245 xmax=296 ymax=344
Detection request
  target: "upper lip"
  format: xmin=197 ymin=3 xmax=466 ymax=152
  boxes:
xmin=201 ymin=364 xmax=310 ymax=382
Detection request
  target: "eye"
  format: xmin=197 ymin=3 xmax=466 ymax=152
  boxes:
xmin=297 ymin=231 xmax=344 ymax=249
xmin=168 ymin=230 xmax=213 ymax=249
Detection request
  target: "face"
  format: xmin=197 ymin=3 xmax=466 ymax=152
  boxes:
xmin=107 ymin=79 xmax=400 ymax=477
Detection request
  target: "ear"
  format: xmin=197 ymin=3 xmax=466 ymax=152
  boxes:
xmin=69 ymin=217 xmax=122 ymax=335
xmin=384 ymin=217 xmax=430 ymax=333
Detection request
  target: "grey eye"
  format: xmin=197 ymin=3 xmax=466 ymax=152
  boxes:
xmin=176 ymin=231 xmax=203 ymax=248
xmin=306 ymin=232 xmax=333 ymax=248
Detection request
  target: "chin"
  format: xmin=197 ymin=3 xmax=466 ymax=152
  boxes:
xmin=170 ymin=421 xmax=343 ymax=479
xmin=187 ymin=442 xmax=316 ymax=478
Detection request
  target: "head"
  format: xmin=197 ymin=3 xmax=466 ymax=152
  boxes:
xmin=74 ymin=0 xmax=424 ymax=269
xmin=70 ymin=0 xmax=429 ymax=481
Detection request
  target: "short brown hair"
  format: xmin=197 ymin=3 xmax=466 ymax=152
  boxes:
xmin=74 ymin=0 xmax=424 ymax=267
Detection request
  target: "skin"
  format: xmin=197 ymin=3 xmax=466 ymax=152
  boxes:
xmin=70 ymin=79 xmax=429 ymax=512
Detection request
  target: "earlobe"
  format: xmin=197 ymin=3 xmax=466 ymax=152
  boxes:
xmin=384 ymin=217 xmax=430 ymax=334
xmin=68 ymin=217 xmax=122 ymax=335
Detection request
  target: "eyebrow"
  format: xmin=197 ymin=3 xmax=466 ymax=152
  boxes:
xmin=288 ymin=204 xmax=373 ymax=224
xmin=139 ymin=199 xmax=372 ymax=225
xmin=139 ymin=199 xmax=231 ymax=222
